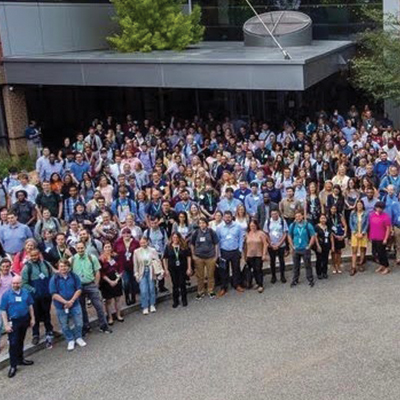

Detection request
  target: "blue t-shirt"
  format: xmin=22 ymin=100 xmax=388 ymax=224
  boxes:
xmin=0 ymin=288 xmax=33 ymax=319
xmin=289 ymin=221 xmax=315 ymax=250
xmin=49 ymin=272 xmax=82 ymax=310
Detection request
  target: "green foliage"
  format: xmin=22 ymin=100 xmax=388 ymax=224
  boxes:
xmin=108 ymin=0 xmax=205 ymax=52
xmin=0 ymin=149 xmax=35 ymax=179
xmin=351 ymin=9 xmax=400 ymax=104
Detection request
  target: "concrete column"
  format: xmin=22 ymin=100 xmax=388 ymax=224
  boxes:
xmin=2 ymin=85 xmax=28 ymax=156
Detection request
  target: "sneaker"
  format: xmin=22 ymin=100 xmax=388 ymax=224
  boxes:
xmin=159 ymin=287 xmax=169 ymax=293
xmin=32 ymin=336 xmax=40 ymax=346
xmin=75 ymin=338 xmax=87 ymax=347
xmin=150 ymin=305 xmax=156 ymax=313
xmin=143 ymin=308 xmax=149 ymax=315
xmin=257 ymin=286 xmax=264 ymax=293
xmin=67 ymin=341 xmax=75 ymax=351
xmin=208 ymin=292 xmax=216 ymax=299
xmin=99 ymin=326 xmax=113 ymax=334
xmin=45 ymin=338 xmax=53 ymax=349
xmin=196 ymin=293 xmax=204 ymax=301
xmin=270 ymin=276 xmax=277 ymax=284
xmin=281 ymin=276 xmax=287 ymax=283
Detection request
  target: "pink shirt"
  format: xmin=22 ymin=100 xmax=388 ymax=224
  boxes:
xmin=369 ymin=212 xmax=391 ymax=241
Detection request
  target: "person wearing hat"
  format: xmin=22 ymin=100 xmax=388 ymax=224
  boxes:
xmin=10 ymin=190 xmax=36 ymax=227
xmin=369 ymin=201 xmax=391 ymax=275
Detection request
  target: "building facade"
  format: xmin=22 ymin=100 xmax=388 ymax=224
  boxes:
xmin=0 ymin=0 xmax=387 ymax=153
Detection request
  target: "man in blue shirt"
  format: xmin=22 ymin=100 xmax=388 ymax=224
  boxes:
xmin=288 ymin=211 xmax=316 ymax=288
xmin=216 ymin=211 xmax=245 ymax=296
xmin=234 ymin=180 xmax=251 ymax=204
xmin=70 ymin=152 xmax=90 ymax=182
xmin=217 ymin=188 xmax=241 ymax=214
xmin=244 ymin=182 xmax=262 ymax=217
xmin=174 ymin=189 xmax=194 ymax=213
xmin=1 ymin=275 xmax=35 ymax=378
xmin=0 ymin=212 xmax=32 ymax=255
xmin=389 ymin=196 xmax=400 ymax=265
xmin=374 ymin=151 xmax=392 ymax=180
xmin=379 ymin=165 xmax=400 ymax=196
xmin=341 ymin=119 xmax=357 ymax=142
xmin=49 ymin=259 xmax=86 ymax=351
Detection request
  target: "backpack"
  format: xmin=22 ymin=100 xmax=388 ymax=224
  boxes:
xmin=267 ymin=217 xmax=285 ymax=232
xmin=27 ymin=260 xmax=52 ymax=283
xmin=289 ymin=221 xmax=313 ymax=242
xmin=71 ymin=254 xmax=96 ymax=277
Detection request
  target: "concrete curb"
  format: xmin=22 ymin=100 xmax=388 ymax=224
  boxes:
xmin=0 ymin=252 xmax=375 ymax=371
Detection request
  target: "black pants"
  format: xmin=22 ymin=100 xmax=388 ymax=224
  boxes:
xmin=372 ymin=240 xmax=389 ymax=267
xmin=268 ymin=247 xmax=286 ymax=279
xmin=316 ymin=247 xmax=330 ymax=276
xmin=8 ymin=316 xmax=30 ymax=368
xmin=246 ymin=257 xmax=263 ymax=287
xmin=169 ymin=266 xmax=187 ymax=304
xmin=220 ymin=249 xmax=241 ymax=290
xmin=32 ymin=296 xmax=53 ymax=338
xmin=292 ymin=249 xmax=313 ymax=283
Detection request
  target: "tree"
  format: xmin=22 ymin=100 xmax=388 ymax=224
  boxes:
xmin=108 ymin=0 xmax=205 ymax=53
xmin=351 ymin=10 xmax=400 ymax=104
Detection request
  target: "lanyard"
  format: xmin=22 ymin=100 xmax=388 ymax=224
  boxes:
xmin=173 ymin=246 xmax=180 ymax=260
xmin=206 ymin=193 xmax=213 ymax=207
xmin=296 ymin=224 xmax=305 ymax=237
xmin=153 ymin=201 xmax=161 ymax=213
xmin=57 ymin=247 xmax=65 ymax=259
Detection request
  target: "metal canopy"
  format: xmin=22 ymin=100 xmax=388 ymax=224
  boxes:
xmin=3 ymin=41 xmax=355 ymax=91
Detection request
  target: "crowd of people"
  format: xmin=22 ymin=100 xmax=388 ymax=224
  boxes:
xmin=0 ymin=105 xmax=399 ymax=378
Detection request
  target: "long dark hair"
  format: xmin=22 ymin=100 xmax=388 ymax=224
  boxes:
xmin=168 ymin=232 xmax=188 ymax=250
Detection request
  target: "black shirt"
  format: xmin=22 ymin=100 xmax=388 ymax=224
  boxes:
xmin=163 ymin=245 xmax=191 ymax=270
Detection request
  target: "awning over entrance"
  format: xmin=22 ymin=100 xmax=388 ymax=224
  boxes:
xmin=3 ymin=41 xmax=354 ymax=91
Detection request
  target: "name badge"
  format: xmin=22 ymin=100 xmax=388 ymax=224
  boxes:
xmin=200 ymin=237 xmax=206 ymax=242
xmin=199 ymin=195 xmax=205 ymax=200
xmin=239 ymin=195 xmax=244 ymax=199
xmin=332 ymin=226 xmax=337 ymax=233
xmin=15 ymin=296 xmax=22 ymax=302
xmin=39 ymin=273 xmax=45 ymax=280
xmin=109 ymin=259 xmax=116 ymax=266
xmin=209 ymin=206 xmax=213 ymax=212
xmin=160 ymin=186 xmax=165 ymax=190
xmin=226 ymin=235 xmax=232 ymax=240
xmin=176 ymin=261 xmax=180 ymax=267
xmin=45 ymin=248 xmax=51 ymax=253
xmin=290 ymin=204 xmax=296 ymax=209
xmin=254 ymin=197 xmax=259 ymax=201
xmin=125 ymin=252 xmax=132 ymax=259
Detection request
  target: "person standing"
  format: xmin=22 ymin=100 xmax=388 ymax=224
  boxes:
xmin=0 ymin=212 xmax=33 ymax=257
xmin=49 ymin=259 xmax=86 ymax=351
xmin=216 ymin=211 xmax=245 ymax=297
xmin=264 ymin=209 xmax=288 ymax=284
xmin=113 ymin=227 xmax=140 ymax=306
xmin=328 ymin=205 xmax=347 ymax=275
xmin=349 ymin=200 xmax=369 ymax=275
xmin=244 ymin=220 xmax=268 ymax=293
xmin=191 ymin=218 xmax=219 ymax=300
xmin=163 ymin=233 xmax=192 ymax=308
xmin=314 ymin=214 xmax=333 ymax=280
xmin=71 ymin=242 xmax=112 ymax=335
xmin=0 ymin=259 xmax=13 ymax=353
xmin=288 ymin=211 xmax=316 ymax=288
xmin=21 ymin=249 xmax=54 ymax=348
xmin=1 ymin=275 xmax=35 ymax=378
xmin=369 ymin=202 xmax=391 ymax=275
xmin=134 ymin=236 xmax=164 ymax=315
xmin=99 ymin=242 xmax=124 ymax=325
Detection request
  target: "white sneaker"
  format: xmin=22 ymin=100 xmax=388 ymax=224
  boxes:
xmin=143 ymin=308 xmax=149 ymax=315
xmin=67 ymin=341 xmax=75 ymax=351
xmin=75 ymin=338 xmax=87 ymax=347
xmin=150 ymin=305 xmax=156 ymax=313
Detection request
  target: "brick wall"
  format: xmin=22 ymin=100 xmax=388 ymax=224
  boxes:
xmin=2 ymin=86 xmax=28 ymax=156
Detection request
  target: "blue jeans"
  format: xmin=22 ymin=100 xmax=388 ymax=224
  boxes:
xmin=139 ymin=267 xmax=156 ymax=309
xmin=56 ymin=305 xmax=83 ymax=342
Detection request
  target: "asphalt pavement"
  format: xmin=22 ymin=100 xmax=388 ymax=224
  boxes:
xmin=1 ymin=262 xmax=400 ymax=400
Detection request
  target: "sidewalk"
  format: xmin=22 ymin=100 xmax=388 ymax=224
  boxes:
xmin=0 ymin=244 xmax=375 ymax=370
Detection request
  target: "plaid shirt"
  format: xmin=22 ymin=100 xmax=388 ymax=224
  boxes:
xmin=64 ymin=196 xmax=81 ymax=221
